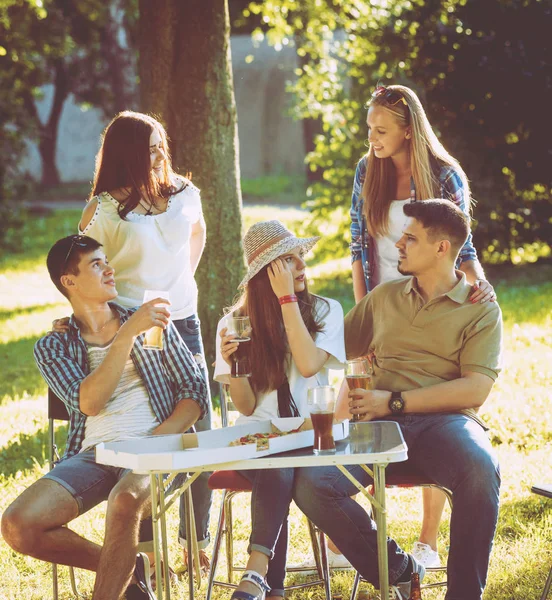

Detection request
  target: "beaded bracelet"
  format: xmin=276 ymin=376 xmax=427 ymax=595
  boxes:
xmin=278 ymin=294 xmax=298 ymax=306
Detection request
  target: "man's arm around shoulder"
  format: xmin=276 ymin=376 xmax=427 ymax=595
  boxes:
xmin=34 ymin=333 xmax=86 ymax=416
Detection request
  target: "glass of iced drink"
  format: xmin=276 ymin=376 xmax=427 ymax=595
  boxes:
xmin=345 ymin=358 xmax=372 ymax=422
xmin=142 ymin=290 xmax=170 ymax=350
xmin=307 ymin=386 xmax=336 ymax=455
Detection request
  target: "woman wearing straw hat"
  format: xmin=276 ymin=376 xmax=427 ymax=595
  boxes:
xmin=214 ymin=220 xmax=346 ymax=600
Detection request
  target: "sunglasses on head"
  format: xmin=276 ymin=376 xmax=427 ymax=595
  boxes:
xmin=372 ymin=86 xmax=408 ymax=108
xmin=63 ymin=235 xmax=90 ymax=272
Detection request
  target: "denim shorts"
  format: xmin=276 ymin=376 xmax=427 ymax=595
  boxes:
xmin=43 ymin=449 xmax=131 ymax=516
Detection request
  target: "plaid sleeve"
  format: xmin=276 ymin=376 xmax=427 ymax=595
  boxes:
xmin=442 ymin=169 xmax=478 ymax=264
xmin=33 ymin=334 xmax=86 ymax=415
xmin=350 ymin=159 xmax=366 ymax=263
xmin=162 ymin=321 xmax=208 ymax=418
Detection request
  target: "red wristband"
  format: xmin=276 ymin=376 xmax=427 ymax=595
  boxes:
xmin=278 ymin=294 xmax=298 ymax=306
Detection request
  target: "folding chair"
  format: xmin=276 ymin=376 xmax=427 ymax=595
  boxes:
xmin=205 ymin=384 xmax=331 ymax=600
xmin=531 ymin=484 xmax=552 ymax=600
xmin=48 ymin=388 xmax=84 ymax=599
xmin=349 ymin=461 xmax=452 ymax=600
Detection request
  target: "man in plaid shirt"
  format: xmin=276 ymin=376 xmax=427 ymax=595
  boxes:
xmin=1 ymin=235 xmax=208 ymax=600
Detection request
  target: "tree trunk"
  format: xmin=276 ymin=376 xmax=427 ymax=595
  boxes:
xmin=139 ymin=0 xmax=245 ymax=380
xmin=39 ymin=59 xmax=69 ymax=187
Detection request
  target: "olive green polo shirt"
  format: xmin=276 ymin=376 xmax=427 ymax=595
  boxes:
xmin=344 ymin=272 xmax=502 ymax=423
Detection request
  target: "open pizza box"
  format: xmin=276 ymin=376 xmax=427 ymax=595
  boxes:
xmin=95 ymin=417 xmax=349 ymax=473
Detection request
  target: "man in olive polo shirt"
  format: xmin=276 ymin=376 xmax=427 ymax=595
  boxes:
xmin=293 ymin=200 xmax=502 ymax=600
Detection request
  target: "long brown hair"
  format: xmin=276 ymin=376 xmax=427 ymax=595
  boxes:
xmin=228 ymin=266 xmax=329 ymax=395
xmin=362 ymin=85 xmax=471 ymax=237
xmin=90 ymin=111 xmax=185 ymax=219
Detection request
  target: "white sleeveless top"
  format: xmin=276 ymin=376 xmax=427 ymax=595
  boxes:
xmin=80 ymin=179 xmax=202 ymax=320
xmin=375 ymin=199 xmax=410 ymax=284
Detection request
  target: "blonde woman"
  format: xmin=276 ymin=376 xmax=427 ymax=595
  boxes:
xmin=345 ymin=84 xmax=496 ymax=568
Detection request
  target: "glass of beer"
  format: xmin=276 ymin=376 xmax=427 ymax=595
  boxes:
xmin=346 ymin=358 xmax=372 ymax=422
xmin=142 ymin=290 xmax=170 ymax=351
xmin=307 ymin=386 xmax=336 ymax=455
xmin=227 ymin=316 xmax=252 ymax=377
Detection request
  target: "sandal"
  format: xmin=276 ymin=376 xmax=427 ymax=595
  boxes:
xmin=230 ymin=569 xmax=270 ymax=600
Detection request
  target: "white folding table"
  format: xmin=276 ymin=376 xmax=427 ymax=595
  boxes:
xmin=96 ymin=420 xmax=408 ymax=600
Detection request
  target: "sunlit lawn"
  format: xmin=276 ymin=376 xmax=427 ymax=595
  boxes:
xmin=0 ymin=208 xmax=551 ymax=599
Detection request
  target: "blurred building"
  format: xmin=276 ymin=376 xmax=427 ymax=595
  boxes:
xmin=20 ymin=35 xmax=306 ymax=182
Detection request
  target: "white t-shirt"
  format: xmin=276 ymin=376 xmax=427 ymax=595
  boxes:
xmin=80 ymin=341 xmax=160 ymax=452
xmin=375 ymin=198 xmax=410 ymax=284
xmin=214 ymin=297 xmax=346 ymax=424
xmin=80 ymin=178 xmax=202 ymax=320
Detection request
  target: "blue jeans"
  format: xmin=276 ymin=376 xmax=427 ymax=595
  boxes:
xmin=293 ymin=414 xmax=500 ymax=600
xmin=239 ymin=468 xmax=295 ymax=597
xmin=174 ymin=315 xmax=213 ymax=549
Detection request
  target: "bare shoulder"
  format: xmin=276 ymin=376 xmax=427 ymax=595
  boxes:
xmin=79 ymin=198 xmax=99 ymax=231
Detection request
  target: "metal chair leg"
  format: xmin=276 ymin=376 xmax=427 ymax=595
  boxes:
xmin=206 ymin=493 xmax=226 ymax=600
xmin=541 ymin=565 xmax=552 ymax=600
xmin=69 ymin=566 xmax=81 ymax=597
xmin=307 ymin=518 xmax=323 ymax=579
xmin=318 ymin=527 xmax=332 ymax=600
xmin=52 ymin=563 xmax=59 ymax=600
xmin=350 ymin=571 xmax=361 ymax=600
xmin=225 ymin=491 xmax=236 ymax=584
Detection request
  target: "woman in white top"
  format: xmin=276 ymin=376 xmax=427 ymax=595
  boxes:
xmin=214 ymin=220 xmax=345 ymax=600
xmin=55 ymin=111 xmax=213 ymax=572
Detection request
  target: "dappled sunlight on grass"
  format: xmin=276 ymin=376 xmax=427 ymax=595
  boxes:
xmin=0 ymin=210 xmax=81 ymax=274
xmin=243 ymin=204 xmax=305 ymax=232
xmin=0 ymin=265 xmax=69 ymax=311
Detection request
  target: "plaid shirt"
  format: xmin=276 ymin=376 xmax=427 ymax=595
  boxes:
xmin=34 ymin=303 xmax=208 ymax=461
xmin=349 ymin=157 xmax=478 ymax=291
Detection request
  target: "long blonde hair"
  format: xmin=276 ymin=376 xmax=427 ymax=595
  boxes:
xmin=362 ymin=84 xmax=471 ymax=237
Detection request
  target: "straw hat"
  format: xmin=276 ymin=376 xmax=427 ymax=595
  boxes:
xmin=239 ymin=220 xmax=320 ymax=288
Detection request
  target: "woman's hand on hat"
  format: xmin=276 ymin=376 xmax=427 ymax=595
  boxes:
xmin=268 ymin=257 xmax=295 ymax=298
xmin=220 ymin=327 xmax=239 ymax=366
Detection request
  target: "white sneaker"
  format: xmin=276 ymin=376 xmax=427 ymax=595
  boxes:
xmin=412 ymin=541 xmax=441 ymax=568
xmin=292 ymin=547 xmax=353 ymax=573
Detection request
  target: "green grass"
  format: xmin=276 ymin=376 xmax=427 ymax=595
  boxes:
xmin=31 ymin=175 xmax=308 ymax=206
xmin=241 ymin=174 xmax=307 ymax=205
xmin=0 ymin=208 xmax=551 ymax=599
xmin=31 ymin=181 xmax=91 ymax=202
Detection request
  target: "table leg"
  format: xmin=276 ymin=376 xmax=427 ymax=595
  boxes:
xmin=184 ymin=488 xmax=195 ymax=600
xmin=187 ymin=486 xmax=202 ymax=590
xmin=373 ymin=464 xmax=390 ymax=600
xmin=150 ymin=474 xmax=164 ymax=600
xmin=158 ymin=476 xmax=171 ymax=600
xmin=319 ymin=528 xmax=332 ymax=600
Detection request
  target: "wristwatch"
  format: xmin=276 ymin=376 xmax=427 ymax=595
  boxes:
xmin=389 ymin=391 xmax=405 ymax=415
